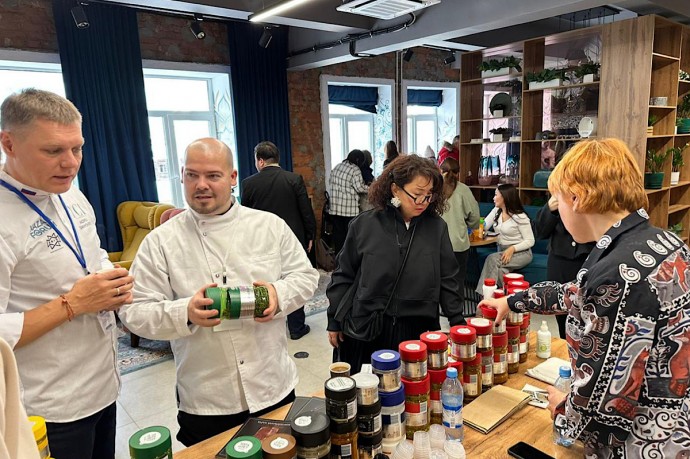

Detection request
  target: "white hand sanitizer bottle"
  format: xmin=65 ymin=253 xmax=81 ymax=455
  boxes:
xmin=536 ymin=320 xmax=552 ymax=359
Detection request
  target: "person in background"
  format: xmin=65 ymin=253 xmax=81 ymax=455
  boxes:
xmin=479 ymin=138 xmax=690 ymax=458
xmin=327 ymin=149 xmax=368 ymax=255
xmin=476 ymin=183 xmax=534 ymax=295
xmin=241 ymin=140 xmax=316 ymax=340
xmin=437 ymin=135 xmax=460 ymax=166
xmin=440 ymin=158 xmax=480 ymax=306
xmin=327 ymin=155 xmax=465 ymax=373
xmin=534 ymin=194 xmax=594 ymax=338
xmin=359 ymin=150 xmax=375 ymax=212
xmin=0 ymin=89 xmax=133 ymax=459
xmin=383 ymin=140 xmax=399 ymax=168
xmin=120 ymin=138 xmax=318 ymax=446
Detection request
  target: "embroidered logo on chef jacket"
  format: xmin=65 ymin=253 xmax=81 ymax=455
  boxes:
xmin=46 ymin=233 xmax=63 ymax=251
xmin=29 ymin=218 xmax=51 ymax=239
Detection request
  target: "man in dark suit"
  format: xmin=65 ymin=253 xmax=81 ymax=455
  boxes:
xmin=241 ymin=141 xmax=316 ymax=340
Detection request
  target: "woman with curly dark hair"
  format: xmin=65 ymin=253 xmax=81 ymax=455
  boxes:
xmin=326 ymin=154 xmax=466 ymax=372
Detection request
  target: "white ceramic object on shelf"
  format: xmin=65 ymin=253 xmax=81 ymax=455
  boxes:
xmin=650 ymin=96 xmax=668 ymax=106
xmin=493 ymin=110 xmax=504 ymax=117
xmin=672 ymin=171 xmax=680 ymax=185
xmin=509 ymin=136 xmax=521 ymax=142
xmin=481 ymin=67 xmax=511 ymax=78
xmin=578 ymin=116 xmax=597 ymax=138
xmin=583 ymin=74 xmax=596 ymax=83
xmin=529 ymin=79 xmax=561 ymax=90
xmin=470 ymin=138 xmax=483 ymax=144
xmin=491 ymin=133 xmax=503 ymax=142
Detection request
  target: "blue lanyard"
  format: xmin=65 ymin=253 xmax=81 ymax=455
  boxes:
xmin=0 ymin=179 xmax=87 ymax=270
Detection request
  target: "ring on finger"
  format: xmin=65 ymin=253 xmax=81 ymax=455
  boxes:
xmin=116 ymin=286 xmax=121 ymax=296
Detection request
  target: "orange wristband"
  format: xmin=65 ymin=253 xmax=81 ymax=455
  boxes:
xmin=59 ymin=294 xmax=75 ymax=321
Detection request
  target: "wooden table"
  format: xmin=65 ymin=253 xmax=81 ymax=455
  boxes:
xmin=176 ymin=333 xmax=581 ymax=459
xmin=470 ymin=235 xmax=498 ymax=247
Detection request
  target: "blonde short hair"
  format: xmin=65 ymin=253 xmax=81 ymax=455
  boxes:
xmin=548 ymin=138 xmax=648 ymax=214
xmin=1 ymin=88 xmax=81 ymax=132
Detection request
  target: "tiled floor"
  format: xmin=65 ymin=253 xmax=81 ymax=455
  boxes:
xmin=114 ymin=310 xmax=560 ymax=458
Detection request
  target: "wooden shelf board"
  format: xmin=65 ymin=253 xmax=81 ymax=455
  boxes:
xmin=647 ymin=134 xmax=675 ymax=138
xmin=462 ymin=74 xmax=523 ymax=84
xmin=671 ymin=181 xmax=690 ymax=188
xmin=648 ymin=105 xmax=677 ymax=110
xmin=646 ymin=187 xmax=670 ymax=194
xmin=523 ymin=81 xmax=600 ymax=93
xmin=461 ymin=141 xmax=521 ymax=146
xmin=462 ymin=116 xmax=521 ymax=122
xmin=520 ymin=187 xmax=549 ymax=191
xmin=468 ymin=185 xmax=498 ymax=189
xmin=668 ymin=204 xmax=690 ymax=214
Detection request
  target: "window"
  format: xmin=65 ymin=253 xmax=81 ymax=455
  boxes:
xmin=407 ymin=106 xmax=438 ymax=156
xmin=328 ymin=104 xmax=374 ymax=164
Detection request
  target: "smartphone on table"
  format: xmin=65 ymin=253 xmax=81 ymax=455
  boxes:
xmin=507 ymin=441 xmax=555 ymax=459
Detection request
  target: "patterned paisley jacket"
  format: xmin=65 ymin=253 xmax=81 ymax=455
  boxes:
xmin=509 ymin=209 xmax=690 ymax=458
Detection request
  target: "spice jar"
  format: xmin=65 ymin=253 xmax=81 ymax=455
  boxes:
xmin=330 ymin=419 xmax=358 ymax=459
xmin=503 ymin=273 xmax=524 ymax=285
xmin=226 ymin=436 xmax=263 ymax=459
xmin=493 ymin=332 xmax=508 ymax=385
xmin=507 ymin=325 xmax=521 ymax=374
xmin=420 ymin=332 xmax=448 ymax=370
xmin=351 ymin=373 xmax=380 ymax=406
xmin=357 ymin=430 xmax=383 ymax=459
xmin=371 ymin=350 xmax=402 ymax=393
xmin=262 ymin=434 xmax=298 ymax=459
xmin=479 ymin=305 xmax=506 ymax=334
xmin=403 ymin=374 xmax=430 ymax=439
xmin=325 ymin=377 xmax=358 ymax=423
xmin=399 ymin=341 xmax=428 ymax=381
xmin=466 ymin=317 xmax=493 ymax=391
xmin=428 ymin=368 xmax=445 ymax=425
xmin=507 ymin=280 xmax=530 ymax=290
xmin=519 ymin=319 xmax=529 ymax=363
xmin=205 ymin=286 xmax=270 ymax=319
xmin=357 ymin=400 xmax=382 ymax=437
xmin=129 ymin=426 xmax=173 ymax=459
xmin=291 ymin=412 xmax=331 ymax=459
xmin=449 ymin=325 xmax=476 ymax=362
xmin=493 ymin=289 xmax=505 ymax=299
xmin=462 ymin=353 xmax=482 ymax=403
xmin=379 ymin=386 xmax=405 ymax=442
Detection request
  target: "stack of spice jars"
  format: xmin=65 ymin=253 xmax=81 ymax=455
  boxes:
xmin=371 ymin=350 xmax=405 ymax=454
xmin=480 ymin=305 xmax=508 ymax=385
xmin=324 ymin=376 xmax=359 ymax=459
xmin=466 ymin=318 xmax=493 ymax=393
xmin=506 ymin=324 xmax=521 ymax=374
xmin=449 ymin=325 xmax=481 ymax=403
xmin=291 ymin=411 xmax=331 ymax=459
xmin=420 ymin=332 xmax=449 ymax=425
xmin=351 ymin=373 xmax=383 ymax=459
xmin=399 ymin=341 xmax=430 ymax=440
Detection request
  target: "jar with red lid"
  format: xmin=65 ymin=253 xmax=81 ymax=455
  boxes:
xmin=462 ymin=353 xmax=482 ymax=402
xmin=447 ymin=358 xmax=463 ymax=374
xmin=427 ymin=368 xmax=445 ymax=425
xmin=522 ymin=314 xmax=531 ymax=353
xmin=519 ymin=319 xmax=529 ymax=363
xmin=466 ymin=318 xmax=493 ymax=392
xmin=399 ymin=341 xmax=428 ymax=381
xmin=503 ymin=273 xmax=524 ymax=285
xmin=479 ymin=305 xmax=506 ymax=334
xmin=449 ymin=325 xmax=476 ymax=362
xmin=402 ymin=375 xmax=430 ymax=439
xmin=492 ymin=289 xmax=505 ymax=299
xmin=492 ymin=333 xmax=508 ymax=384
xmin=420 ymin=332 xmax=448 ymax=370
xmin=506 ymin=325 xmax=521 ymax=374
xmin=507 ymin=280 xmax=530 ymax=290
xmin=507 ymin=309 xmax=523 ymax=327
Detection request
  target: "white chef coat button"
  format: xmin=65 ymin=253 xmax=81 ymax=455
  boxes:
xmin=571 ymin=241 xmax=576 ymax=247
xmin=203 ymin=232 xmax=207 ymax=236
xmin=240 ymin=360 xmax=244 ymax=365
xmin=215 ymin=274 xmax=220 ymax=278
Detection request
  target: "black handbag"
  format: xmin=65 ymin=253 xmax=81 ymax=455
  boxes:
xmin=338 ymin=223 xmax=416 ymax=341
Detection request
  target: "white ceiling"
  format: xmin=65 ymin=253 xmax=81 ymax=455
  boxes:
xmin=101 ymin=0 xmax=690 ymax=70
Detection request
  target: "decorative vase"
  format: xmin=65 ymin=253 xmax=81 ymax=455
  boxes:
xmin=493 ymin=110 xmax=504 ymax=117
xmin=529 ymin=79 xmax=561 ymax=90
xmin=671 ymin=171 xmax=680 ymax=185
xmin=481 ymin=67 xmax=511 ymax=78
xmin=583 ymin=74 xmax=597 ymax=83
xmin=679 ymin=119 xmax=690 ymax=134
xmin=644 ymin=172 xmax=664 ymax=189
xmin=491 ymin=133 xmax=503 ymax=142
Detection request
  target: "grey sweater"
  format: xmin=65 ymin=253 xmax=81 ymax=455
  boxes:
xmin=441 ymin=182 xmax=480 ymax=252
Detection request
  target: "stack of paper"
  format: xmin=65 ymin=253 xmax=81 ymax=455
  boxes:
xmin=463 ymin=385 xmax=531 ymax=434
xmin=525 ymin=357 xmax=570 ymax=385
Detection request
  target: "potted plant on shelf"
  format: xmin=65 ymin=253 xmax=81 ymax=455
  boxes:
xmin=678 ymin=94 xmax=690 ymax=134
xmin=669 ymin=222 xmax=683 ymax=238
xmin=645 ymin=148 xmax=669 ymax=189
xmin=488 ymin=127 xmax=512 ymax=142
xmin=680 ymin=69 xmax=690 ymax=82
xmin=479 ymin=56 xmax=522 ymax=78
xmin=648 ymin=114 xmax=659 ymax=136
xmin=670 ymin=143 xmax=689 ymax=185
xmin=526 ymin=69 xmax=568 ymax=90
xmin=574 ymin=61 xmax=601 ymax=83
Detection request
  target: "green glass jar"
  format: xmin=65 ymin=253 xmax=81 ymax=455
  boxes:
xmin=129 ymin=426 xmax=172 ymax=459
xmin=205 ymin=286 xmax=270 ymax=319
xmin=227 ymin=436 xmax=263 ymax=459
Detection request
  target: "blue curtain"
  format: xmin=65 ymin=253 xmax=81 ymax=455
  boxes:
xmin=228 ymin=23 xmax=293 ymax=181
xmin=52 ymin=0 xmax=158 ymax=252
xmin=328 ymin=86 xmax=378 ymax=113
xmin=407 ymin=89 xmax=443 ymax=107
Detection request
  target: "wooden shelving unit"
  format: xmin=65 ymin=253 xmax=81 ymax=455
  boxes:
xmin=460 ymin=15 xmax=690 ymax=238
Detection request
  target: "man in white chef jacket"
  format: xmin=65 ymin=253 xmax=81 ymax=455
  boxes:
xmin=120 ymin=137 xmax=319 ymax=446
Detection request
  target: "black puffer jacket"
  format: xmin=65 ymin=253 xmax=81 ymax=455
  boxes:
xmin=326 ymin=206 xmax=464 ymax=331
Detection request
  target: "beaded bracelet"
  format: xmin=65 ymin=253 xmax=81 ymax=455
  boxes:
xmin=59 ymin=294 xmax=75 ymax=321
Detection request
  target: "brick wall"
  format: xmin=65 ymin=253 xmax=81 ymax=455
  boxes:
xmin=0 ymin=0 xmax=58 ymax=52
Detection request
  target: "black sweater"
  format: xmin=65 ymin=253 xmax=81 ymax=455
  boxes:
xmin=326 ymin=206 xmax=464 ymax=331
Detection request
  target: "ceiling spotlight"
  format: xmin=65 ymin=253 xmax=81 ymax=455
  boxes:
xmin=443 ymin=52 xmax=456 ymax=65
xmin=403 ymin=49 xmax=414 ymax=62
xmin=259 ymin=27 xmax=273 ymax=49
xmin=189 ymin=14 xmax=205 ymax=40
xmin=71 ymin=3 xmax=89 ymax=29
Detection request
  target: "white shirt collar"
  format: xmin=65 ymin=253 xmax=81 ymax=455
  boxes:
xmin=0 ymin=169 xmax=54 ymax=198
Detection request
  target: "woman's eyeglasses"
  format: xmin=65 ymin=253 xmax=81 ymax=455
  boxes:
xmin=399 ymin=186 xmax=437 ymax=204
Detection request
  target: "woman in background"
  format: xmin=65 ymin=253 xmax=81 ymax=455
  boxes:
xmin=383 ymin=140 xmax=399 ymax=168
xmin=327 ymin=155 xmax=465 ymax=373
xmin=359 ymin=150 xmax=375 ymax=212
xmin=440 ymin=158 xmax=480 ymax=306
xmin=476 ymin=183 xmax=534 ymax=295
